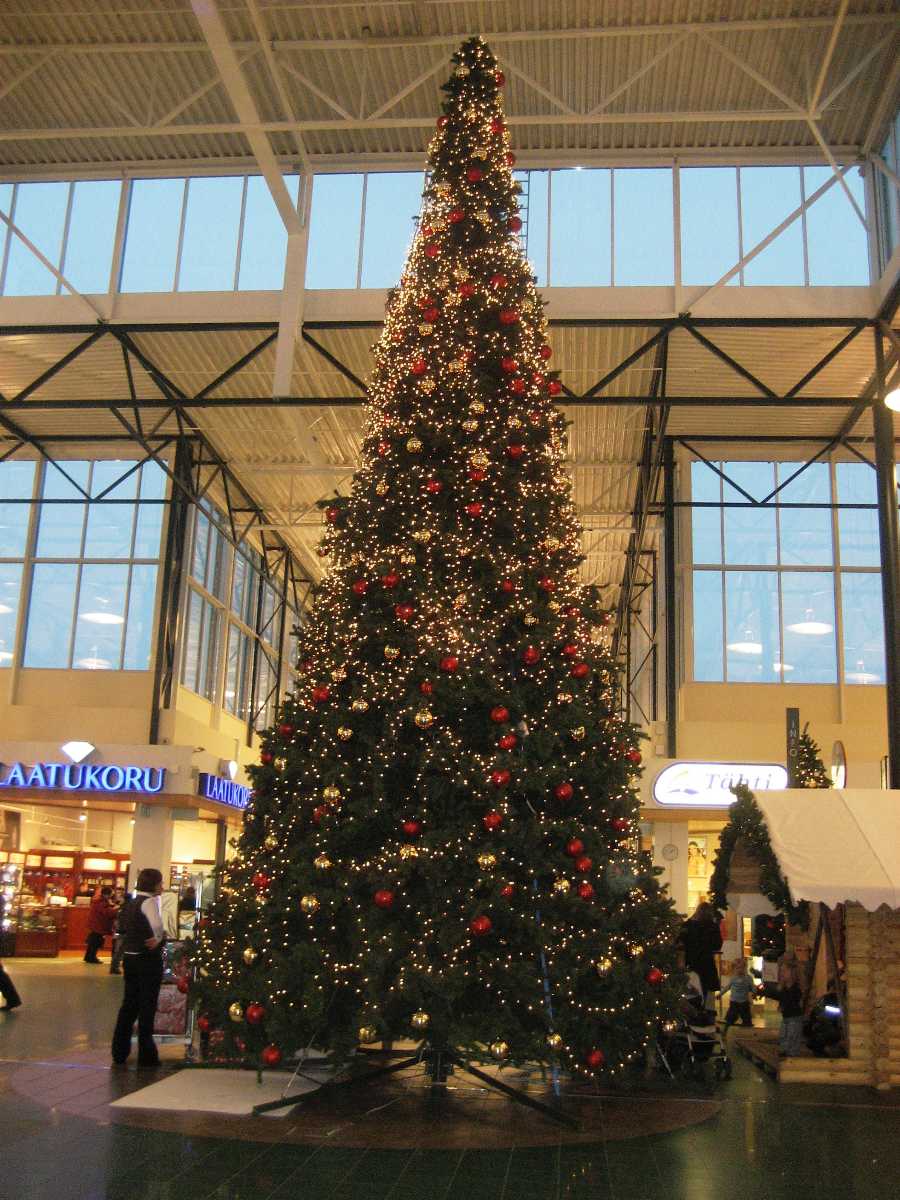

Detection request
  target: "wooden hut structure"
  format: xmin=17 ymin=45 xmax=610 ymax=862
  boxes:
xmin=714 ymin=789 xmax=900 ymax=1089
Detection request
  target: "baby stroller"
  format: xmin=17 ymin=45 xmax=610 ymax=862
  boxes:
xmin=657 ymin=972 xmax=732 ymax=1081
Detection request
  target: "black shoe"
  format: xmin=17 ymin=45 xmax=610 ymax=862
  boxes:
xmin=83 ymin=959 xmax=102 ymax=965
xmin=109 ymin=968 xmax=121 ymax=975
xmin=137 ymin=1059 xmax=160 ymax=1070
xmin=111 ymin=1058 xmax=129 ymax=1067
xmin=2 ymin=1000 xmax=22 ymax=1011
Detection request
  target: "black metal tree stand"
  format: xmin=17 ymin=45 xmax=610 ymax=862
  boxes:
xmin=251 ymin=1042 xmax=580 ymax=1129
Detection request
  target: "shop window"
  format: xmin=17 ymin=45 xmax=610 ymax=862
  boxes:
xmin=689 ymin=459 xmax=883 ymax=685
xmin=21 ymin=459 xmax=166 ymax=670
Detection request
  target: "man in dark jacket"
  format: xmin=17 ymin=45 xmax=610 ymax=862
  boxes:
xmin=84 ymin=886 xmax=118 ymax=964
xmin=0 ymin=959 xmax=21 ymax=1010
xmin=111 ymin=868 xmax=166 ymax=1067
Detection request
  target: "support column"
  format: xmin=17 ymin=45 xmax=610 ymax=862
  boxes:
xmin=873 ymin=331 xmax=900 ymax=788
xmin=128 ymin=804 xmax=174 ymax=891
xmin=651 ymin=820 xmax=689 ymax=915
xmin=663 ymin=438 xmax=677 ymax=757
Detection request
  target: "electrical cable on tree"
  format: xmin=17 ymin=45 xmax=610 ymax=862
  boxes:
xmin=194 ymin=36 xmax=682 ymax=1084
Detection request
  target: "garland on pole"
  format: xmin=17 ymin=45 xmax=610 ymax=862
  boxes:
xmin=709 ymin=783 xmax=809 ymax=928
xmin=794 ymin=722 xmax=833 ymax=789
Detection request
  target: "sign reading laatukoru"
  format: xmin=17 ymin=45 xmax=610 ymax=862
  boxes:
xmin=198 ymin=772 xmax=251 ymax=810
xmin=0 ymin=761 xmax=166 ymax=795
xmin=653 ymin=761 xmax=787 ymax=807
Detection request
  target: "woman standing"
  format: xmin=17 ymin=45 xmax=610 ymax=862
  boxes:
xmin=680 ymin=901 xmax=723 ymax=1011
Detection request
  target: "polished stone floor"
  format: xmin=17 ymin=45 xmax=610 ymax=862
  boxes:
xmin=1 ymin=957 xmax=898 ymax=1199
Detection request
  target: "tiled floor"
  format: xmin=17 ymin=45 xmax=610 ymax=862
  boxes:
xmin=1 ymin=958 xmax=899 ymax=1199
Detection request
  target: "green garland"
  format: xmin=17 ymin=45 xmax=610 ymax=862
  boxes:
xmin=709 ymin=783 xmax=809 ymax=928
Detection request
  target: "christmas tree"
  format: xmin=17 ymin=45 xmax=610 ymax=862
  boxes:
xmin=794 ymin=723 xmax=833 ymax=789
xmin=195 ymin=37 xmax=681 ymax=1080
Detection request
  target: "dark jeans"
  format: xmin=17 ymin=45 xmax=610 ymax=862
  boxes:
xmin=724 ymin=1000 xmax=753 ymax=1028
xmin=0 ymin=963 xmax=21 ymax=1008
xmin=84 ymin=931 xmax=104 ymax=962
xmin=111 ymin=953 xmax=163 ymax=1063
xmin=109 ymin=934 xmax=125 ymax=973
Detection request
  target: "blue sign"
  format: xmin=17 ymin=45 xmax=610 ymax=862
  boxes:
xmin=198 ymin=772 xmax=251 ymax=811
xmin=0 ymin=762 xmax=166 ymax=794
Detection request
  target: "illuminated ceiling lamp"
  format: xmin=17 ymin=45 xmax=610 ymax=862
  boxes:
xmin=726 ymin=627 xmax=762 ymax=654
xmin=884 ymin=386 xmax=900 ymax=412
xmin=786 ymin=607 xmax=833 ymax=636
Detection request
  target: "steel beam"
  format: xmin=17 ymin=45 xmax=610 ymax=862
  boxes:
xmin=149 ymin=437 xmax=192 ymax=744
xmin=873 ymin=329 xmax=900 ymax=788
xmin=663 ymin=437 xmax=677 ymax=757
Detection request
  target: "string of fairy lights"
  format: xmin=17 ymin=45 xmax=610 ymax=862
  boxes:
xmin=195 ymin=36 xmax=682 ymax=1078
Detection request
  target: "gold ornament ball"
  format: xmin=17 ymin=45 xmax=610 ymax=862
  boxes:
xmin=351 ymin=698 xmax=370 ymax=713
xmin=546 ymin=536 xmax=561 ymax=551
xmin=436 ymin=181 xmax=451 ymax=196
xmin=375 ymin=481 xmax=389 ymax=496
xmin=322 ymin=784 xmax=341 ymax=801
xmin=432 ymin=219 xmax=447 ymax=232
xmin=462 ymin=418 xmax=479 ymax=433
xmin=228 ymin=1002 xmax=244 ymax=1023
xmin=448 ymin=359 xmax=465 ymax=374
xmin=412 ymin=529 xmax=432 ymax=543
xmin=418 ymin=323 xmax=434 ymax=337
xmin=546 ymin=1032 xmax=563 ymax=1051
xmin=490 ymin=1040 xmax=510 ymax=1061
xmin=242 ymin=947 xmax=258 ymax=966
xmin=557 ymin=692 xmax=573 ymax=705
xmin=548 ymin=600 xmax=561 ymax=612
xmin=508 ymin=416 xmax=523 ymax=429
xmin=595 ymin=956 xmax=613 ymax=976
xmin=411 ymin=1010 xmax=431 ymax=1030
xmin=406 ymin=437 xmax=423 ymax=453
xmin=477 ymin=852 xmax=497 ymax=870
xmin=337 ymin=726 xmax=353 ymax=741
xmin=473 ymin=143 xmax=490 ymax=157
xmin=314 ymin=854 xmax=332 ymax=870
xmin=523 ymin=614 xmax=538 ymax=627
xmin=274 ymin=757 xmax=287 ymax=772
xmin=435 ymin=275 xmax=450 ymax=288
xmin=300 ymin=894 xmax=320 ymax=914
xmin=384 ymin=646 xmax=400 ymax=660
xmin=454 ymin=266 xmax=470 ymax=281
xmin=264 ymin=833 xmax=279 ymax=850
xmin=631 ymin=943 xmax=645 ymax=957
xmin=453 ymin=592 xmax=468 ymax=609
xmin=331 ymin=665 xmax=348 ymax=682
xmin=553 ymin=877 xmax=572 ymax=895
xmin=475 ymin=209 xmax=491 ymax=225
xmin=400 ymin=551 xmax=417 ymax=565
xmin=469 ymin=399 xmax=486 ymax=414
xmin=470 ymin=450 xmax=489 ymax=469
xmin=415 ymin=709 xmax=435 ymax=729
xmin=571 ymin=726 xmax=586 ymax=741
xmin=358 ymin=1024 xmax=378 ymax=1044
xmin=399 ymin=843 xmax=419 ymax=860
xmin=419 ymin=378 xmax=436 ymax=394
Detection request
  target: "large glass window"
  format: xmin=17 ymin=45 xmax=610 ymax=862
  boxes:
xmin=180 ymin=502 xmax=287 ymax=730
xmin=359 ymin=173 xmax=425 ymax=289
xmin=21 ymin=459 xmax=166 ymax=670
xmin=307 ymin=173 xmax=365 ymax=288
xmin=550 ymin=169 xmax=611 ymax=286
xmin=680 ymin=168 xmax=740 ymax=285
xmin=613 ymin=168 xmax=673 ymax=285
xmin=690 ymin=458 xmax=885 ymax=685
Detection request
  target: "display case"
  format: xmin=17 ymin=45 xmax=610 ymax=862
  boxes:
xmin=9 ymin=902 xmax=61 ymax=957
xmin=0 ymin=860 xmax=22 ymax=956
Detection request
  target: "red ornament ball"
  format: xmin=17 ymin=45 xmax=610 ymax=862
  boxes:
xmin=197 ymin=1015 xmax=212 ymax=1033
xmin=448 ymin=208 xmax=465 ymax=225
xmin=483 ymin=810 xmax=504 ymax=831
xmin=418 ymin=296 xmax=434 ymax=310
xmin=424 ymin=243 xmax=440 ymax=258
xmin=575 ymin=855 xmax=593 ymax=873
xmin=261 ymin=1045 xmax=282 ymax=1067
xmin=532 ymin=371 xmax=546 ymax=386
xmin=470 ymin=914 xmax=493 ymax=936
xmin=538 ymin=575 xmax=555 ymax=592
xmin=381 ymin=572 xmax=400 ymax=589
xmin=312 ymin=805 xmax=327 ymax=824
xmin=497 ymin=733 xmax=518 ymax=750
xmin=490 ymin=705 xmax=510 ymax=723
xmin=522 ymin=646 xmax=541 ymax=665
xmin=509 ymin=378 xmax=526 ymax=395
xmin=508 ymin=215 xmax=523 ymax=233
xmin=490 ymin=273 xmax=508 ymax=289
xmin=494 ymin=70 xmax=506 ymax=86
xmin=465 ymin=502 xmax=484 ymax=517
xmin=402 ymin=819 xmax=422 ymax=838
xmin=458 ymin=282 xmax=476 ymax=298
xmin=278 ymin=722 xmax=294 ymax=737
xmin=577 ymin=882 xmax=595 ymax=900
xmin=259 ymin=751 xmax=273 ymax=765
xmin=468 ymin=468 xmax=487 ymax=482
xmin=411 ymin=357 xmax=427 ymax=375
xmin=425 ymin=479 xmax=443 ymax=495
xmin=374 ymin=889 xmax=396 ymax=910
xmin=586 ymin=1048 xmax=605 ymax=1070
xmin=554 ymin=782 xmax=574 ymax=803
xmin=562 ymin=643 xmax=579 ymax=658
xmin=352 ymin=579 xmax=369 ymax=596
xmin=490 ymin=769 xmax=511 ymax=788
xmin=626 ymin=748 xmax=642 ymax=766
xmin=176 ymin=976 xmax=190 ymax=994
xmin=646 ymin=967 xmax=664 ymax=986
xmin=377 ymin=440 xmax=391 ymax=456
xmin=506 ymin=151 xmax=517 ymax=166
xmin=312 ymin=684 xmax=331 ymax=703
xmin=325 ymin=505 xmax=340 ymax=523
xmin=499 ymin=883 xmax=515 ymax=899
xmin=570 ymin=662 xmax=590 ymax=679
xmin=491 ymin=118 xmax=505 ymax=133
xmin=500 ymin=578 xmax=516 ymax=593
xmin=565 ymin=838 xmax=585 ymax=858
xmin=419 ymin=679 xmax=434 ymax=695
xmin=439 ymin=655 xmax=459 ymax=673
xmin=423 ymin=306 xmax=440 ymax=322
xmin=499 ymin=308 xmax=520 ymax=325
xmin=466 ymin=167 xmax=484 ymax=182
xmin=612 ymin=817 xmax=631 ymax=833
xmin=252 ymin=872 xmax=270 ymax=891
xmin=500 ymin=356 xmax=518 ymax=373
xmin=394 ymin=603 xmax=414 ymax=622
xmin=548 ymin=379 xmax=563 ymax=396
xmin=539 ymin=344 xmax=553 ymax=361
xmin=437 ymin=116 xmax=448 ymax=129
xmin=245 ymin=1003 xmax=266 ymax=1025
